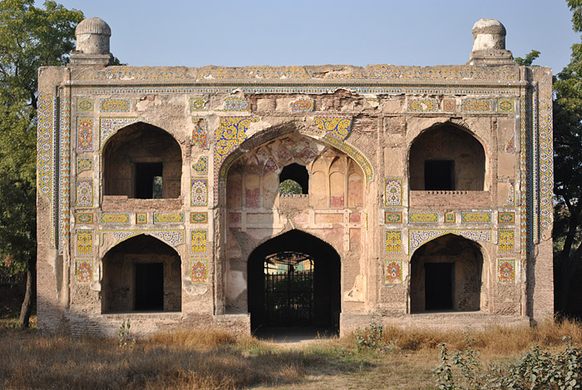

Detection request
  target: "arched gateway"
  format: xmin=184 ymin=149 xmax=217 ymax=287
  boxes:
xmin=248 ymin=230 xmax=341 ymax=334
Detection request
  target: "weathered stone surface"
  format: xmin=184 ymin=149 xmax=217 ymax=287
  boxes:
xmin=36 ymin=18 xmax=553 ymax=336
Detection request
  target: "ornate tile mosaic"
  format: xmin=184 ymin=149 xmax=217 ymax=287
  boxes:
xmin=190 ymin=96 xmax=207 ymax=111
xmin=385 ymin=260 xmax=403 ymax=284
xmin=315 ymin=116 xmax=352 ymax=140
xmin=108 ymin=230 xmax=184 ymax=248
xmin=100 ymin=213 xmax=130 ymax=224
xmin=442 ymin=99 xmax=456 ymax=112
xmin=192 ymin=118 xmax=208 ymax=149
xmin=385 ymin=178 xmax=402 ymax=206
xmin=190 ymin=212 xmax=209 ymax=224
xmin=409 ymin=212 xmax=438 ymax=223
xmin=191 ymin=258 xmax=209 ymax=283
xmin=100 ymin=98 xmax=130 ymax=112
xmin=444 ymin=211 xmax=456 ymax=223
xmin=75 ymin=260 xmax=92 ymax=283
xmin=409 ymin=229 xmax=491 ymax=252
xmin=538 ymin=85 xmax=554 ymax=238
xmin=191 ymin=179 xmax=208 ymax=206
xmin=77 ymin=158 xmax=92 ymax=173
xmin=498 ymin=211 xmax=516 ymax=224
xmin=76 ymin=231 xmax=93 ymax=256
xmin=214 ymin=116 xmax=259 ymax=170
xmin=462 ymin=99 xmax=494 ymax=112
xmin=223 ymin=97 xmax=249 ymax=111
xmin=191 ymin=230 xmax=207 ymax=253
xmin=290 ymin=98 xmax=314 ymax=112
xmin=75 ymin=180 xmax=93 ymax=208
xmin=75 ymin=212 xmax=94 ymax=224
xmin=498 ymin=259 xmax=516 ymax=283
xmin=136 ymin=213 xmax=148 ymax=224
xmin=461 ymin=212 xmax=491 ymax=223
xmin=154 ymin=212 xmax=184 ymax=223
xmin=192 ymin=156 xmax=208 ymax=175
xmin=497 ymin=98 xmax=515 ymax=113
xmin=385 ymin=211 xmax=402 ymax=224
xmin=407 ymin=98 xmax=439 ymax=112
xmin=37 ymin=95 xmax=53 ymax=197
xmin=59 ymin=95 xmax=72 ymax=252
xmin=385 ymin=231 xmax=402 ymax=253
xmin=76 ymin=98 xmax=94 ymax=112
xmin=498 ymin=229 xmax=515 ymax=253
xmin=100 ymin=117 xmax=137 ymax=147
xmin=76 ymin=118 xmax=94 ymax=152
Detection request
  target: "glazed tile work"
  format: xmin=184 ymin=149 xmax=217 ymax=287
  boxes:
xmin=36 ymin=17 xmax=554 ymax=336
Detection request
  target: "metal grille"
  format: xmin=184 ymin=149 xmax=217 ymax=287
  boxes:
xmin=264 ymin=251 xmax=314 ymax=325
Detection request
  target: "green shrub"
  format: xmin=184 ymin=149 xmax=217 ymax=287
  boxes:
xmin=434 ymin=342 xmax=582 ymax=389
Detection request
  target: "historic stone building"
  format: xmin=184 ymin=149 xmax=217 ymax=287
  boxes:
xmin=37 ymin=17 xmax=554 ymax=336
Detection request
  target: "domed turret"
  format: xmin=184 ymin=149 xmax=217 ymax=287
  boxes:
xmin=71 ymin=17 xmax=113 ymax=66
xmin=468 ymin=19 xmax=514 ymax=66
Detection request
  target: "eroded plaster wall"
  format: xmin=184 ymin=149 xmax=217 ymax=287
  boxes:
xmin=36 ymin=60 xmax=554 ymax=336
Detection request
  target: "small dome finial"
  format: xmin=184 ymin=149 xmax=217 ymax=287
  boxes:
xmin=75 ymin=17 xmax=111 ymax=55
xmin=468 ymin=19 xmax=514 ymax=66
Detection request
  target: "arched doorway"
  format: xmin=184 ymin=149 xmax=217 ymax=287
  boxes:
xmin=410 ymin=234 xmax=486 ymax=313
xmin=102 ymin=122 xmax=182 ymax=199
xmin=409 ymin=123 xmax=486 ymax=191
xmin=248 ymin=230 xmax=341 ymax=335
xmin=101 ymin=235 xmax=182 ymax=313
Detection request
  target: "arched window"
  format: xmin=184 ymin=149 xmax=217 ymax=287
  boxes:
xmin=103 ymin=122 xmax=182 ymax=199
xmin=410 ymin=234 xmax=486 ymax=313
xmin=101 ymin=235 xmax=181 ymax=313
xmin=409 ymin=124 xmax=486 ymax=191
xmin=279 ymin=163 xmax=309 ymax=195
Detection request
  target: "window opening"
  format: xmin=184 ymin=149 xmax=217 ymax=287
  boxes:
xmin=135 ymin=162 xmax=163 ymax=199
xmin=424 ymin=160 xmax=455 ymax=190
xmin=134 ymin=263 xmax=164 ymax=311
xmin=279 ymin=163 xmax=308 ymax=194
xmin=425 ymin=263 xmax=454 ymax=310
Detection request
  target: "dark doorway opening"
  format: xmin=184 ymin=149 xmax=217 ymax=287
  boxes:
xmin=279 ymin=163 xmax=309 ymax=194
xmin=425 ymin=263 xmax=454 ymax=310
xmin=264 ymin=252 xmax=314 ymax=325
xmin=424 ymin=160 xmax=454 ymax=190
xmin=248 ymin=230 xmax=340 ymax=336
xmin=135 ymin=162 xmax=163 ymax=199
xmin=135 ymin=263 xmax=164 ymax=311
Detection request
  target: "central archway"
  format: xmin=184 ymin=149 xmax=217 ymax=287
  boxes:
xmin=248 ymin=230 xmax=341 ymax=335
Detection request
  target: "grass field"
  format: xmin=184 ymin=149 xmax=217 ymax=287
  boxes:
xmin=1 ymin=319 xmax=581 ymax=389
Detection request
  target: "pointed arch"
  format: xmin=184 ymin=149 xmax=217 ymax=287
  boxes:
xmin=408 ymin=122 xmax=487 ymax=191
xmin=101 ymin=234 xmax=182 ymax=313
xmin=247 ymin=229 xmax=341 ymax=334
xmin=409 ymin=234 xmax=489 ymax=313
xmin=102 ymin=121 xmax=182 ymax=199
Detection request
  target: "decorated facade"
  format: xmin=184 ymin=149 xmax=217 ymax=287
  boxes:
xmin=37 ymin=18 xmax=553 ymax=336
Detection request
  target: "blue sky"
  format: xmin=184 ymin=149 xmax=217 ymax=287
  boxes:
xmin=54 ymin=0 xmax=576 ymax=73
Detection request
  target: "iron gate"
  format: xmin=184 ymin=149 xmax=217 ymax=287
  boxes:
xmin=264 ymin=251 xmax=314 ymax=326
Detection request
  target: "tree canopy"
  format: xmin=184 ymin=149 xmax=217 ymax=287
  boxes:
xmin=0 ymin=0 xmax=83 ymax=326
xmin=552 ymin=0 xmax=582 ymax=315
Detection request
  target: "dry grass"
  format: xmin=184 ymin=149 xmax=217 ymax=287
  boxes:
xmin=0 ymin=319 xmax=581 ymax=389
xmin=361 ymin=320 xmax=582 ymax=356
